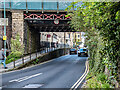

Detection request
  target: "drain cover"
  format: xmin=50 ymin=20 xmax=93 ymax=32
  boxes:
xmin=23 ymin=84 xmax=43 ymax=88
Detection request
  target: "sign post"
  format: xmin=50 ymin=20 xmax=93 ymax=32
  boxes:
xmin=4 ymin=0 xmax=7 ymax=68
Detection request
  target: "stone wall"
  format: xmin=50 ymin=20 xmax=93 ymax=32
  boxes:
xmin=12 ymin=10 xmax=24 ymax=45
xmin=24 ymin=21 xmax=40 ymax=54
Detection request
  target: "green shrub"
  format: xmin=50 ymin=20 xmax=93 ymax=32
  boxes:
xmin=6 ymin=51 xmax=22 ymax=64
xmin=86 ymin=75 xmax=111 ymax=88
xmin=101 ymin=83 xmax=110 ymax=88
xmin=97 ymin=73 xmax=107 ymax=82
xmin=6 ymin=34 xmax=24 ymax=64
xmin=87 ymin=77 xmax=101 ymax=88
xmin=36 ymin=59 xmax=39 ymax=63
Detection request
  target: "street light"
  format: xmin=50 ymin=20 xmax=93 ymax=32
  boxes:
xmin=4 ymin=0 xmax=6 ymax=64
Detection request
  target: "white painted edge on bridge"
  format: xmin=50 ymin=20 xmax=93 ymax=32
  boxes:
xmin=70 ymin=59 xmax=89 ymax=89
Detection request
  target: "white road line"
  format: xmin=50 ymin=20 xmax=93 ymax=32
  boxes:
xmin=9 ymin=73 xmax=42 ymax=83
xmin=74 ymin=62 xmax=89 ymax=89
xmin=23 ymin=84 xmax=43 ymax=88
xmin=71 ymin=61 xmax=88 ymax=89
xmin=9 ymin=76 xmax=29 ymax=82
xmin=18 ymin=73 xmax=42 ymax=82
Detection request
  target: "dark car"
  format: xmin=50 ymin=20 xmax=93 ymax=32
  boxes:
xmin=70 ymin=48 xmax=77 ymax=55
xmin=78 ymin=48 xmax=88 ymax=57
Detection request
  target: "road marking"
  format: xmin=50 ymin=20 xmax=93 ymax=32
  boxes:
xmin=71 ymin=61 xmax=88 ymax=89
xmin=9 ymin=73 xmax=42 ymax=83
xmin=23 ymin=84 xmax=43 ymax=88
xmin=9 ymin=76 xmax=29 ymax=82
xmin=74 ymin=62 xmax=89 ymax=89
xmin=70 ymin=60 xmax=89 ymax=89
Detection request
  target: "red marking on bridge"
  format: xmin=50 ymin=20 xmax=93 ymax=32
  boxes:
xmin=24 ymin=14 xmax=71 ymax=20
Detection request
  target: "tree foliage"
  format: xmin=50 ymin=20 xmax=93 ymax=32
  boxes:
xmin=6 ymin=34 xmax=24 ymax=64
xmin=67 ymin=2 xmax=120 ymax=86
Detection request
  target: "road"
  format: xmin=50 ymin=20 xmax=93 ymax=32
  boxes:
xmin=2 ymin=55 xmax=88 ymax=88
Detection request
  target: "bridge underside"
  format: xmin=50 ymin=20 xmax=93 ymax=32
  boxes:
xmin=24 ymin=12 xmax=74 ymax=32
xmin=24 ymin=21 xmax=74 ymax=54
xmin=27 ymin=20 xmax=73 ymax=32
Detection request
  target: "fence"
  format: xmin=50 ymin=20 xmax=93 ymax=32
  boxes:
xmin=8 ymin=44 xmax=70 ymax=68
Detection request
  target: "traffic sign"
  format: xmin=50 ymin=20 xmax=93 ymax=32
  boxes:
xmin=54 ymin=19 xmax=59 ymax=24
xmin=0 ymin=18 xmax=8 ymax=26
xmin=47 ymin=34 xmax=51 ymax=38
xmin=3 ymin=36 xmax=7 ymax=40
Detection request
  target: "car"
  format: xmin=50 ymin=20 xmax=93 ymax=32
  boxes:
xmin=78 ymin=48 xmax=88 ymax=57
xmin=70 ymin=48 xmax=77 ymax=55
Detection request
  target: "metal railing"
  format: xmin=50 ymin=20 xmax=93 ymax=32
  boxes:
xmin=8 ymin=44 xmax=70 ymax=68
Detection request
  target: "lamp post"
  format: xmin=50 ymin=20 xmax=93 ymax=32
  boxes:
xmin=4 ymin=0 xmax=6 ymax=64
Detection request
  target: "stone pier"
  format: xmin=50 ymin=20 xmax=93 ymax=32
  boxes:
xmin=12 ymin=10 xmax=24 ymax=45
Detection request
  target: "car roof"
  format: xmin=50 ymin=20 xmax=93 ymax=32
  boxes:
xmin=80 ymin=48 xmax=87 ymax=49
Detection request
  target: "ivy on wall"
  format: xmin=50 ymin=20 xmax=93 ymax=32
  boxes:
xmin=66 ymin=2 xmax=120 ymax=87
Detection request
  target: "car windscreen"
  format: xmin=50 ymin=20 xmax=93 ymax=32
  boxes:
xmin=80 ymin=49 xmax=87 ymax=51
xmin=70 ymin=49 xmax=76 ymax=51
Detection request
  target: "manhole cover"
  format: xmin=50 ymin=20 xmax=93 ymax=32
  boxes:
xmin=23 ymin=84 xmax=43 ymax=88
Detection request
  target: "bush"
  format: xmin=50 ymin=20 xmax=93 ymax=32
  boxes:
xmin=97 ymin=73 xmax=107 ymax=83
xmin=6 ymin=34 xmax=24 ymax=64
xmin=87 ymin=77 xmax=101 ymax=88
xmin=101 ymin=83 xmax=110 ymax=88
xmin=6 ymin=51 xmax=22 ymax=64
xmin=86 ymin=74 xmax=111 ymax=88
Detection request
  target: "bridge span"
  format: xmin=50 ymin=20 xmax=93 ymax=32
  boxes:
xmin=0 ymin=1 xmax=81 ymax=53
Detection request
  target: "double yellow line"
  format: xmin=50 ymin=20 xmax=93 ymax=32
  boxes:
xmin=71 ymin=60 xmax=89 ymax=89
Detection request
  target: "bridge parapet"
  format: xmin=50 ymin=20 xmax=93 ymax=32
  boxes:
xmin=24 ymin=13 xmax=71 ymax=20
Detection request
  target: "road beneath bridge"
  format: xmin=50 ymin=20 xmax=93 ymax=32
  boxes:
xmin=2 ymin=55 xmax=88 ymax=88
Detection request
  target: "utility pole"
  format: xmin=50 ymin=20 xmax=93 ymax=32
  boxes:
xmin=4 ymin=0 xmax=6 ymax=65
xmin=64 ymin=31 xmax=65 ymax=54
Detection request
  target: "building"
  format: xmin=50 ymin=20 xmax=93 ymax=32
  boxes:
xmin=39 ymin=32 xmax=74 ymax=48
xmin=73 ymin=32 xmax=82 ymax=47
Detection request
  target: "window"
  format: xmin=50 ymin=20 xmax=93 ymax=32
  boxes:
xmin=69 ymin=34 xmax=70 ymax=38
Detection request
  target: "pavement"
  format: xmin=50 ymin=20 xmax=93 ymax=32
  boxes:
xmin=1 ymin=55 xmax=88 ymax=88
xmin=0 ymin=48 xmax=57 ymax=73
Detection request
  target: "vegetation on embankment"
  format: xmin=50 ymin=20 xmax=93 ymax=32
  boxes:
xmin=6 ymin=34 xmax=24 ymax=64
xmin=67 ymin=2 xmax=120 ymax=88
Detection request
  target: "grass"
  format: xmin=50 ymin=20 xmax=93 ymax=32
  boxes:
xmin=86 ymin=73 xmax=112 ymax=88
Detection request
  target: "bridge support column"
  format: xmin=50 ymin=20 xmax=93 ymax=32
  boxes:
xmin=12 ymin=10 xmax=24 ymax=45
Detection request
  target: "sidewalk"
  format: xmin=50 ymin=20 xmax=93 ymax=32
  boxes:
xmin=0 ymin=48 xmax=57 ymax=73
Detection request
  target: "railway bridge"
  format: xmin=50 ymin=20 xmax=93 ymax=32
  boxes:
xmin=0 ymin=1 xmax=80 ymax=53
